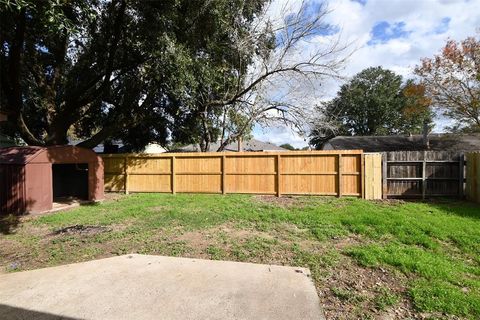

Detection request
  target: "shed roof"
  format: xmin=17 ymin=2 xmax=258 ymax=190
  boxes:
xmin=0 ymin=146 xmax=100 ymax=165
xmin=323 ymin=133 xmax=480 ymax=152
xmin=0 ymin=146 xmax=44 ymax=164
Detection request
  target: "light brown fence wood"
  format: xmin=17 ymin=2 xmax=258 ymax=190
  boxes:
xmin=102 ymin=151 xmax=363 ymax=197
xmin=363 ymin=153 xmax=382 ymax=200
xmin=466 ymin=152 xmax=480 ymax=203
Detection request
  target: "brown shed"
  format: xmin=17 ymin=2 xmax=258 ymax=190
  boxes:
xmin=0 ymin=146 xmax=104 ymax=215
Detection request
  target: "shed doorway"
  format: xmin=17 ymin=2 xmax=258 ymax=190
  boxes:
xmin=52 ymin=163 xmax=89 ymax=202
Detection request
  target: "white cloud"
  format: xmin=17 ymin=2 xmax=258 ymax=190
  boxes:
xmin=253 ymin=125 xmax=309 ymax=148
xmin=254 ymin=0 xmax=480 ymax=147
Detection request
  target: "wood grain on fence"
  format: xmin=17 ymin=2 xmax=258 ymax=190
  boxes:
xmin=102 ymin=151 xmax=363 ymax=197
xmin=466 ymin=152 xmax=480 ymax=203
xmin=363 ymin=153 xmax=382 ymax=200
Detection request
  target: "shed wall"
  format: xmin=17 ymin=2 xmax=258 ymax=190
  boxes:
xmin=0 ymin=165 xmax=26 ymax=215
xmin=25 ymin=163 xmax=52 ymax=213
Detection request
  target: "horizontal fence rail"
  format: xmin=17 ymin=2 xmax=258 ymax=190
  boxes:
xmin=101 ymin=151 xmax=363 ymax=197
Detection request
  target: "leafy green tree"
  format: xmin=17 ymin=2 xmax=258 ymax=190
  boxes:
xmin=309 ymin=67 xmax=433 ymax=148
xmin=0 ymin=0 xmax=268 ymax=148
xmin=279 ymin=143 xmax=296 ymax=150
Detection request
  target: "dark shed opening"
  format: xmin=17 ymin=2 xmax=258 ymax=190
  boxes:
xmin=52 ymin=163 xmax=89 ymax=200
xmin=0 ymin=146 xmax=104 ymax=215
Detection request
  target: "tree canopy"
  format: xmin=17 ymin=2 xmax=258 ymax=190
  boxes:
xmin=415 ymin=36 xmax=480 ymax=132
xmin=279 ymin=143 xmax=295 ymax=150
xmin=0 ymin=0 xmax=268 ymax=148
xmin=1 ymin=0 xmax=346 ymax=151
xmin=310 ymin=67 xmax=433 ymax=148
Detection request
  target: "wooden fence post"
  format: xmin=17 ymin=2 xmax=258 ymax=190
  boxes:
xmin=124 ymin=156 xmax=129 ymax=194
xmin=276 ymin=154 xmax=281 ymax=197
xmin=171 ymin=156 xmax=176 ymax=194
xmin=421 ymin=151 xmax=427 ymax=200
xmin=337 ymin=154 xmax=343 ymax=197
xmin=382 ymin=153 xmax=387 ymax=199
xmin=361 ymin=153 xmax=365 ymax=199
xmin=222 ymin=155 xmax=226 ymax=194
xmin=466 ymin=152 xmax=480 ymax=203
xmin=459 ymin=154 xmax=464 ymax=198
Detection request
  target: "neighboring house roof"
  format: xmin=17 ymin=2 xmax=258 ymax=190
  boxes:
xmin=68 ymin=139 xmax=166 ymax=154
xmin=68 ymin=139 xmax=107 ymax=153
xmin=142 ymin=143 xmax=167 ymax=153
xmin=322 ymin=134 xmax=480 ymax=152
xmin=177 ymin=139 xmax=287 ymax=152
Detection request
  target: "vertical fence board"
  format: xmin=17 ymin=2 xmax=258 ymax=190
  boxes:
xmin=276 ymin=154 xmax=281 ymax=197
xmin=466 ymin=152 xmax=480 ymax=203
xmin=364 ymin=153 xmax=382 ymax=200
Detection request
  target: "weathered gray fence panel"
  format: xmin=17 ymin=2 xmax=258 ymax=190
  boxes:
xmin=383 ymin=151 xmax=464 ymax=199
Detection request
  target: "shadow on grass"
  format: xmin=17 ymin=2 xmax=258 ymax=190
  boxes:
xmin=420 ymin=198 xmax=480 ymax=220
xmin=0 ymin=214 xmax=22 ymax=235
xmin=0 ymin=201 xmax=101 ymax=235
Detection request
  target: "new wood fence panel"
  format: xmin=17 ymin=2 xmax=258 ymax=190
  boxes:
xmin=466 ymin=152 xmax=480 ymax=203
xmin=281 ymin=154 xmax=338 ymax=195
xmin=364 ymin=153 xmax=382 ymax=200
xmin=103 ymin=157 xmax=125 ymax=192
xmin=341 ymin=155 xmax=362 ymax=196
xmin=101 ymin=151 xmax=363 ymax=196
xmin=129 ymin=157 xmax=170 ymax=174
xmin=127 ymin=157 xmax=172 ymax=192
xmin=225 ymin=155 xmax=276 ymax=194
xmin=129 ymin=174 xmax=171 ymax=192
xmin=176 ymin=156 xmax=222 ymax=193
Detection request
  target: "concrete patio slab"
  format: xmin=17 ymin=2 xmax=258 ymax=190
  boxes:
xmin=0 ymin=254 xmax=324 ymax=320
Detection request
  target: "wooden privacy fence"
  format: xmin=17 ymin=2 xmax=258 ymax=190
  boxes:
xmin=382 ymin=151 xmax=464 ymax=199
xmin=101 ymin=151 xmax=363 ymax=197
xmin=466 ymin=152 xmax=480 ymax=203
xmin=363 ymin=153 xmax=382 ymax=200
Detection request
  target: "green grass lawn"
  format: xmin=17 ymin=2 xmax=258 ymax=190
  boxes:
xmin=1 ymin=194 xmax=479 ymax=319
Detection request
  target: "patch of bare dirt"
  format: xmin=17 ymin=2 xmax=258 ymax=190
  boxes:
xmin=51 ymin=225 xmax=111 ymax=236
xmin=176 ymin=230 xmax=214 ymax=255
xmin=149 ymin=205 xmax=169 ymax=212
xmin=172 ymin=222 xmax=296 ymax=262
xmin=254 ymin=195 xmax=306 ymax=207
xmin=331 ymin=235 xmax=364 ymax=250
xmin=104 ymin=192 xmax=126 ymax=201
xmin=371 ymin=199 xmax=406 ymax=207
xmin=318 ymin=256 xmax=416 ymax=320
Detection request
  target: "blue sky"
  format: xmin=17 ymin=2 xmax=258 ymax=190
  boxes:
xmin=254 ymin=0 xmax=480 ymax=148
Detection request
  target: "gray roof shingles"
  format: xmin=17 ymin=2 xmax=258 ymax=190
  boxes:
xmin=323 ymin=133 xmax=480 ymax=152
xmin=178 ymin=139 xmax=287 ymax=152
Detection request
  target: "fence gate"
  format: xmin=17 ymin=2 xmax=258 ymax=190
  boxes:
xmin=382 ymin=151 xmax=464 ymax=199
